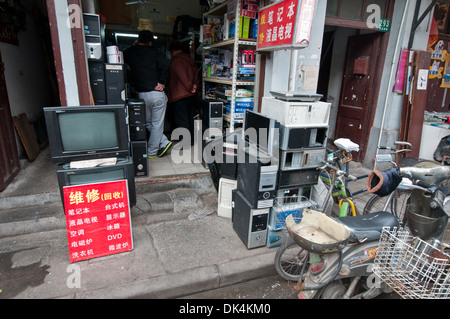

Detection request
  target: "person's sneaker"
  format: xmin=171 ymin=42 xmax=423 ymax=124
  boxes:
xmin=157 ymin=141 xmax=173 ymax=157
xmin=148 ymin=153 xmax=158 ymax=159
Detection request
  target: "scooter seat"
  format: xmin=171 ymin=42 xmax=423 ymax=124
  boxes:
xmin=337 ymin=211 xmax=399 ymax=243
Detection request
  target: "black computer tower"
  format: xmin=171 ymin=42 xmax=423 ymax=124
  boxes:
xmin=128 ymin=99 xmax=146 ymax=125
xmin=236 ymin=147 xmax=278 ymax=209
xmin=88 ymin=61 xmax=106 ymax=105
xmin=232 ymin=189 xmax=270 ymax=249
xmin=277 ymin=168 xmax=320 ymax=189
xmin=279 ymin=125 xmax=328 ymax=150
xmin=128 ymin=99 xmax=146 ymax=141
xmin=105 ymin=64 xmax=125 ymax=104
xmin=131 ymin=141 xmax=148 ymax=177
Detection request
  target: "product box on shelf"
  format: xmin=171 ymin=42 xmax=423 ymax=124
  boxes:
xmin=229 ymin=16 xmax=256 ymax=39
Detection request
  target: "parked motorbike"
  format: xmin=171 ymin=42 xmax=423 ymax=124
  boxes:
xmin=281 ymin=163 xmax=450 ymax=299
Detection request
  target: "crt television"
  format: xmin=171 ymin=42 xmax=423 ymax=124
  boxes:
xmin=243 ymin=110 xmax=279 ymax=156
xmin=57 ymin=157 xmax=136 ymax=207
xmin=44 ymin=105 xmax=129 ymax=164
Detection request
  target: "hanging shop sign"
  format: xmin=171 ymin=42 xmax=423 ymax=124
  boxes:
xmin=256 ymin=0 xmax=316 ymax=51
xmin=63 ymin=180 xmax=133 ymax=263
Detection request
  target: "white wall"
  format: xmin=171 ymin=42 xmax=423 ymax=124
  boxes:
xmin=0 ymin=0 xmax=53 ymax=120
xmin=55 ymin=0 xmax=80 ymax=106
xmin=364 ymin=0 xmax=433 ymax=164
xmin=263 ymin=0 xmax=327 ymax=97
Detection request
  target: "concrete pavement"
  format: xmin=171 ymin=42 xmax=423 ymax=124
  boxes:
xmin=0 ymin=147 xmax=374 ymax=299
xmin=0 ymin=149 xmax=278 ymax=299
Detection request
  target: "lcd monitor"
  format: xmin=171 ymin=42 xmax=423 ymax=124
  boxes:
xmin=243 ymin=110 xmax=279 ymax=156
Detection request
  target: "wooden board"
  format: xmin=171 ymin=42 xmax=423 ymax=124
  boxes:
xmin=13 ymin=113 xmax=40 ymax=162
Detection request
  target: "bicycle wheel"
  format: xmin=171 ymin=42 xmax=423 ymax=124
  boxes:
xmin=362 ymin=189 xmax=411 ymax=226
xmin=274 ymin=237 xmax=309 ymax=282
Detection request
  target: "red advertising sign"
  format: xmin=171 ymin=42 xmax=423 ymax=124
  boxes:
xmin=257 ymin=0 xmax=316 ymax=51
xmin=63 ymin=180 xmax=133 ymax=263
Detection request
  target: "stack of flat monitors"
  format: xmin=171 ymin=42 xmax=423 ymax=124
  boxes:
xmin=43 ymin=104 xmax=136 ymax=208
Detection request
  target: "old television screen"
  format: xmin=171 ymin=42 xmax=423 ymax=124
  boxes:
xmin=244 ymin=110 xmax=279 ymax=156
xmin=56 ymin=157 xmax=136 ymax=207
xmin=44 ymin=105 xmax=129 ymax=163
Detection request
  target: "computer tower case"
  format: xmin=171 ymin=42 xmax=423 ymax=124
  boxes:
xmin=127 ymin=99 xmax=146 ymax=125
xmin=232 ymin=189 xmax=269 ymax=249
xmin=260 ymin=97 xmax=331 ymax=127
xmin=277 ymin=168 xmax=320 ymax=189
xmin=279 ymin=125 xmax=328 ymax=150
xmin=128 ymin=99 xmax=146 ymax=141
xmin=201 ymin=99 xmax=223 ymax=140
xmin=131 ymin=141 xmax=148 ymax=177
xmin=236 ymin=145 xmax=278 ymax=208
xmin=88 ymin=61 xmax=106 ymax=105
xmin=279 ymin=148 xmax=326 ymax=171
xmin=84 ymin=13 xmax=104 ymax=61
xmin=105 ymin=64 xmax=125 ymax=104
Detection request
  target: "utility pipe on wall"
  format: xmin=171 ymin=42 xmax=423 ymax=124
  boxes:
xmin=375 ymin=0 xmax=410 ymax=168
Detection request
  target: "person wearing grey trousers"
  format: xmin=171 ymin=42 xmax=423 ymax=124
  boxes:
xmin=124 ymin=30 xmax=173 ymax=158
xmin=138 ymin=90 xmax=171 ymax=157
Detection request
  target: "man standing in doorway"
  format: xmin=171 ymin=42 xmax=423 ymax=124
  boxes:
xmin=124 ymin=30 xmax=173 ymax=158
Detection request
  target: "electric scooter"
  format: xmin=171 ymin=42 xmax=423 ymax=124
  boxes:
xmin=289 ymin=177 xmax=450 ymax=299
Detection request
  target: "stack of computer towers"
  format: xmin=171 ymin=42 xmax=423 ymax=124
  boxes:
xmin=128 ymin=99 xmax=148 ymax=177
xmin=85 ymin=13 xmax=126 ymax=105
xmin=216 ymin=128 xmax=241 ymax=219
xmin=200 ymin=99 xmax=240 ymax=220
xmin=261 ymin=94 xmax=332 ymax=248
xmin=232 ymin=146 xmax=279 ymax=249
xmin=231 ymin=111 xmax=280 ymax=249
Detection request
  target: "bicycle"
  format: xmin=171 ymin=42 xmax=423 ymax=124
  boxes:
xmin=318 ymin=138 xmax=368 ymax=217
xmin=274 ymin=140 xmax=411 ymax=282
xmin=273 ymin=143 xmax=360 ymax=282
xmin=318 ymin=161 xmax=358 ymax=217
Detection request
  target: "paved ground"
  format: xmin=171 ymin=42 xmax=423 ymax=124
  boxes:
xmin=0 ymin=147 xmax=377 ymax=299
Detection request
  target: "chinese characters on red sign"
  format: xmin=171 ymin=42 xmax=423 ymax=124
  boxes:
xmin=257 ymin=0 xmax=316 ymax=51
xmin=63 ymin=180 xmax=133 ymax=263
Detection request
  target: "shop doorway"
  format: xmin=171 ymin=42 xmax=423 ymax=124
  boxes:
xmin=0 ymin=52 xmax=20 ymax=191
xmin=334 ymin=32 xmax=383 ymax=161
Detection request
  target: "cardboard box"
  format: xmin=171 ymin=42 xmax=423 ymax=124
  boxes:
xmin=241 ymin=16 xmax=250 ymax=38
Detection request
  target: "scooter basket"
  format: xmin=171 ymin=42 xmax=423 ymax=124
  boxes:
xmin=373 ymin=228 xmax=450 ymax=299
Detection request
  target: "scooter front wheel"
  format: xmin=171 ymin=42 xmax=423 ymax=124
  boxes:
xmin=274 ymin=238 xmax=309 ymax=282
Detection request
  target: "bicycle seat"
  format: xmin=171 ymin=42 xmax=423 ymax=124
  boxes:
xmin=337 ymin=212 xmax=399 ymax=243
xmin=334 ymin=138 xmax=360 ymax=153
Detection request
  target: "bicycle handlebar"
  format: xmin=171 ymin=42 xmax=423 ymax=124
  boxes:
xmin=378 ymin=141 xmax=412 ymax=152
xmin=319 ymin=162 xmax=358 ymax=181
xmin=399 ymin=165 xmax=450 ymax=189
xmin=394 ymin=141 xmax=412 ymax=148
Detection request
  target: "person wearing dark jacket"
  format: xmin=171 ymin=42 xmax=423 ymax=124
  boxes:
xmin=167 ymin=40 xmax=199 ymax=144
xmin=124 ymin=30 xmax=172 ymax=158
